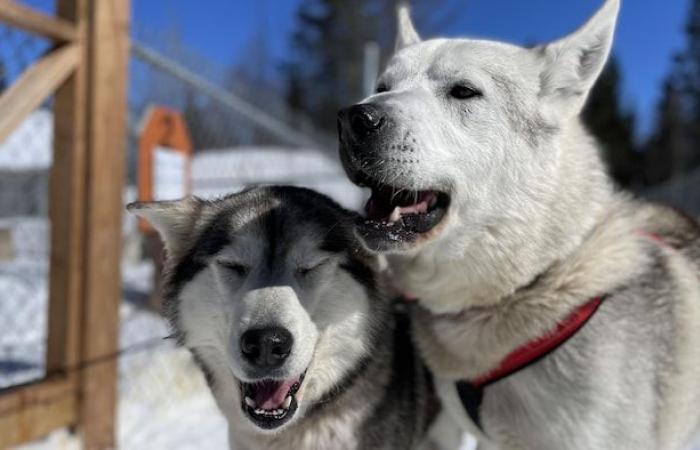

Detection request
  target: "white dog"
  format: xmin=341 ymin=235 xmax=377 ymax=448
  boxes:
xmin=338 ymin=1 xmax=700 ymax=448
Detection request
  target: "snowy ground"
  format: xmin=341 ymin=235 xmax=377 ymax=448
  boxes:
xmin=0 ymin=218 xmax=50 ymax=389
xmin=10 ymin=259 xmax=229 ymax=450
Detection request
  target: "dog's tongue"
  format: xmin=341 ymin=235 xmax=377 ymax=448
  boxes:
xmin=255 ymin=378 xmax=297 ymax=410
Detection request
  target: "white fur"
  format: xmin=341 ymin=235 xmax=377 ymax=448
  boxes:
xmin=349 ymin=0 xmax=700 ymax=448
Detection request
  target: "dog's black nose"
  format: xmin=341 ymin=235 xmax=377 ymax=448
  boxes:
xmin=240 ymin=327 xmax=293 ymax=369
xmin=338 ymin=104 xmax=385 ymax=138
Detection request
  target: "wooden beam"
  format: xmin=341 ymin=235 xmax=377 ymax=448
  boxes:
xmin=0 ymin=378 xmax=77 ymax=448
xmin=78 ymin=0 xmax=130 ymax=447
xmin=46 ymin=0 xmax=87 ymax=393
xmin=0 ymin=43 xmax=79 ymax=144
xmin=0 ymin=0 xmax=77 ymax=42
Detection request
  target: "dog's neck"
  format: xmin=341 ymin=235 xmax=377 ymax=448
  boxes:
xmin=389 ymin=121 xmax=614 ymax=313
xmin=411 ymin=193 xmax=651 ymax=380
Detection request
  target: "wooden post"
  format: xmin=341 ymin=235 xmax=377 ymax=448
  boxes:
xmin=47 ymin=0 xmax=88 ymax=390
xmin=0 ymin=0 xmax=128 ymax=447
xmin=78 ymin=0 xmax=130 ymax=448
xmin=49 ymin=0 xmax=129 ymax=447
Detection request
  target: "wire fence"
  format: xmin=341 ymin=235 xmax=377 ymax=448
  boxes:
xmin=127 ymin=27 xmax=336 ymax=182
xmin=0 ymin=19 xmax=53 ymax=392
xmin=0 ymin=18 xmax=358 ymax=450
xmin=0 ymin=16 xmax=355 ymax=450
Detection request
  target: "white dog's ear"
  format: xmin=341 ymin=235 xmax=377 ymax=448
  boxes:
xmin=127 ymin=197 xmax=201 ymax=255
xmin=395 ymin=3 xmax=421 ymax=51
xmin=537 ymin=0 xmax=620 ymax=116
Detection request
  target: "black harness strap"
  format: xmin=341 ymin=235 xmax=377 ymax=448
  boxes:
xmin=455 ymin=381 xmax=484 ymax=430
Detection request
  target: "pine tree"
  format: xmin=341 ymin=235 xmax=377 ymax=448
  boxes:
xmin=283 ymin=0 xmax=371 ymax=132
xmin=644 ymin=76 xmax=687 ymax=185
xmin=284 ymin=0 xmax=452 ymax=133
xmin=582 ymin=56 xmax=640 ymax=188
xmin=643 ymin=0 xmax=700 ymax=185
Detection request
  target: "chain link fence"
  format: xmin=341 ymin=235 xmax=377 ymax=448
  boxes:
xmin=2 ymin=10 xmax=362 ymax=449
xmin=0 ymin=18 xmax=53 ymax=392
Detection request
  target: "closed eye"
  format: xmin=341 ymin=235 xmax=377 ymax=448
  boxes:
xmin=217 ymin=260 xmax=249 ymax=277
xmin=297 ymin=258 xmax=330 ymax=277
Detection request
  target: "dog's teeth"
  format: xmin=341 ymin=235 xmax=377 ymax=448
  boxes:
xmin=245 ymin=396 xmax=256 ymax=408
xmin=255 ymin=408 xmax=264 ymax=415
xmin=389 ymin=206 xmax=401 ymax=223
xmin=282 ymin=395 xmax=292 ymax=409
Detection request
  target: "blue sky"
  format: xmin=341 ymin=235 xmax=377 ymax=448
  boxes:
xmin=132 ymin=0 xmax=690 ymax=137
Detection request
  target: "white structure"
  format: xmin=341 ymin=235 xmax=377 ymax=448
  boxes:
xmin=192 ymin=147 xmax=365 ymax=209
xmin=0 ymin=109 xmax=53 ymax=218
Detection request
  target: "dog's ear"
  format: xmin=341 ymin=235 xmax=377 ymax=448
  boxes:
xmin=395 ymin=3 xmax=421 ymax=51
xmin=127 ymin=197 xmax=201 ymax=255
xmin=537 ymin=0 xmax=620 ymax=116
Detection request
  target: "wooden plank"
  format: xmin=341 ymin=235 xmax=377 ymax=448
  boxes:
xmin=0 ymin=378 xmax=77 ymax=448
xmin=0 ymin=43 xmax=79 ymax=144
xmin=0 ymin=0 xmax=77 ymax=42
xmin=78 ymin=0 xmax=130 ymax=447
xmin=46 ymin=0 xmax=87 ymax=391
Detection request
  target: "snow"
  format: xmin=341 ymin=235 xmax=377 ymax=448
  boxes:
xmin=6 ymin=255 xmax=228 ymax=450
xmin=0 ymin=218 xmax=49 ymax=389
xmin=0 ymin=110 xmax=53 ymax=171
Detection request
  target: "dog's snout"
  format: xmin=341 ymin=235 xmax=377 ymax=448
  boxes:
xmin=338 ymin=104 xmax=386 ymax=139
xmin=240 ymin=327 xmax=293 ymax=369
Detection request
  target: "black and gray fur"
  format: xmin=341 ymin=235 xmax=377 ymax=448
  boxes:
xmin=128 ymin=186 xmax=447 ymax=450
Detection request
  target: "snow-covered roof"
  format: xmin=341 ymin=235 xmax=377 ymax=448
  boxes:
xmin=192 ymin=147 xmax=365 ymax=210
xmin=0 ymin=110 xmax=53 ymax=171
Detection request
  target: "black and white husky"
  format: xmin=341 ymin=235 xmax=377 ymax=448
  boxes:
xmin=128 ymin=186 xmax=450 ymax=450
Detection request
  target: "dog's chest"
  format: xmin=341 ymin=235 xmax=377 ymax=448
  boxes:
xmin=435 ymin=373 xmax=600 ymax=450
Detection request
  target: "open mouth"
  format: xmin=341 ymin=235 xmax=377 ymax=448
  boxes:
xmin=355 ymin=173 xmax=450 ymax=250
xmin=240 ymin=372 xmax=305 ymax=430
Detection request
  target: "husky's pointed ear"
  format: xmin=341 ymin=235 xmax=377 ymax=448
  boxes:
xmin=127 ymin=197 xmax=201 ymax=255
xmin=537 ymin=0 xmax=620 ymax=116
xmin=395 ymin=3 xmax=421 ymax=51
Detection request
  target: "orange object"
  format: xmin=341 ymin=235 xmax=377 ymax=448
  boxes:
xmin=137 ymin=106 xmax=193 ymax=233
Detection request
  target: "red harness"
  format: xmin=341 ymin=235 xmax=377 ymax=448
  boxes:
xmin=455 ymin=296 xmax=604 ymax=432
xmin=456 ymin=231 xmax=669 ymax=434
xmin=470 ymin=296 xmax=604 ymax=389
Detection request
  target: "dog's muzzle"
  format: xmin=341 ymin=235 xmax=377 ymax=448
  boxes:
xmin=238 ymin=325 xmax=307 ymax=430
xmin=337 ymin=102 xmax=452 ymax=253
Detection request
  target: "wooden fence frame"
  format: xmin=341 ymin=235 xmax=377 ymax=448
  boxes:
xmin=0 ymin=1 xmax=129 ymax=448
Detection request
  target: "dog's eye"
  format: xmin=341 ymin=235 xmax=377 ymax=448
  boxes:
xmin=375 ymin=83 xmax=389 ymax=94
xmin=297 ymin=259 xmax=329 ymax=277
xmin=449 ymin=84 xmax=481 ymax=100
xmin=217 ymin=261 xmax=249 ymax=277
